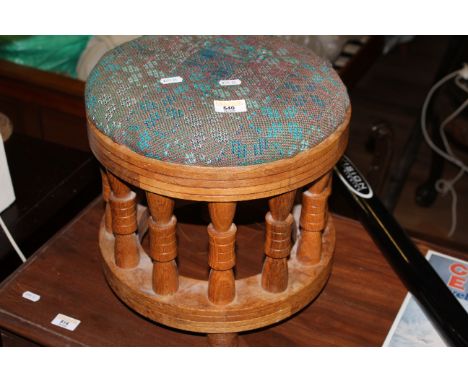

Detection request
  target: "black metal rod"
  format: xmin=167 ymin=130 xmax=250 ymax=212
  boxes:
xmin=334 ymin=155 xmax=468 ymax=346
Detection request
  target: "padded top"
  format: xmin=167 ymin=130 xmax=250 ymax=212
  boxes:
xmin=85 ymin=36 xmax=349 ymax=167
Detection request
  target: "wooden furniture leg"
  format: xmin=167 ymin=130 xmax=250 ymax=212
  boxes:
xmin=297 ymin=172 xmax=332 ymax=264
xmin=262 ymin=191 xmax=296 ymax=293
xmin=207 ymin=202 xmax=237 ymax=305
xmin=207 ymin=202 xmax=237 ymax=346
xmin=100 ymin=168 xmax=113 ymax=233
xmin=146 ymin=193 xmax=178 ymax=295
xmin=107 ymin=172 xmax=139 ymax=268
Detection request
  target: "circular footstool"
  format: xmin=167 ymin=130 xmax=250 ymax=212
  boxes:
xmin=85 ymin=35 xmax=350 ymax=346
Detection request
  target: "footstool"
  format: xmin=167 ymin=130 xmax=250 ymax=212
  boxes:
xmin=85 ymin=36 xmax=350 ymax=346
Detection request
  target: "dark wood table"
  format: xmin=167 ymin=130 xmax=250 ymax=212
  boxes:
xmin=0 ymin=197 xmax=464 ymax=346
xmin=0 ymin=133 xmax=100 ymax=282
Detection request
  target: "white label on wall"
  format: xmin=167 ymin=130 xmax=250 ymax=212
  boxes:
xmin=214 ymin=99 xmax=247 ymax=113
xmin=160 ymin=76 xmax=183 ymax=84
xmin=22 ymin=291 xmax=40 ymax=302
xmin=51 ymin=313 xmax=81 ymax=331
xmin=219 ymin=79 xmax=242 ymax=86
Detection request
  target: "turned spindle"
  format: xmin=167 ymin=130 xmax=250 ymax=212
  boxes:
xmin=207 ymin=202 xmax=237 ymax=305
xmin=108 ymin=171 xmax=139 ymax=268
xmin=297 ymin=172 xmax=332 ymax=264
xmin=146 ymin=192 xmax=178 ymax=295
xmin=262 ymin=191 xmax=296 ymax=293
xmin=100 ymin=168 xmax=113 ymax=233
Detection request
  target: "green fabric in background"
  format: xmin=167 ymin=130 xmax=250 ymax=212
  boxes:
xmin=0 ymin=35 xmax=91 ymax=78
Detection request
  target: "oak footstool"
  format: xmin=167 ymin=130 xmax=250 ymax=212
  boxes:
xmin=85 ymin=36 xmax=350 ymax=346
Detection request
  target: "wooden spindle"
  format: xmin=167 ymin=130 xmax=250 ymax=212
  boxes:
xmin=207 ymin=202 xmax=238 ymax=346
xmin=100 ymin=168 xmax=113 ymax=233
xmin=262 ymin=190 xmax=296 ymax=293
xmin=146 ymin=192 xmax=178 ymax=295
xmin=207 ymin=202 xmax=236 ymax=305
xmin=107 ymin=172 xmax=139 ymax=268
xmin=297 ymin=172 xmax=332 ymax=264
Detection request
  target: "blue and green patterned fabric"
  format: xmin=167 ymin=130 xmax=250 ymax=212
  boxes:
xmin=85 ymin=36 xmax=349 ymax=167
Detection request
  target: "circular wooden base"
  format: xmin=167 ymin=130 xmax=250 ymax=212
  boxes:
xmin=99 ymin=209 xmax=335 ymax=334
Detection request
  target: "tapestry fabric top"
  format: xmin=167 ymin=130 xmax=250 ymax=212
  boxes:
xmin=86 ymin=36 xmax=349 ymax=167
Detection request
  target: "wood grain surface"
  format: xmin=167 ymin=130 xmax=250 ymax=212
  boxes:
xmin=0 ymin=197 xmax=465 ymax=346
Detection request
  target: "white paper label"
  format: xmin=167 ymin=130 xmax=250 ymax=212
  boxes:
xmin=214 ymin=99 xmax=247 ymax=113
xmin=219 ymin=79 xmax=241 ymax=86
xmin=22 ymin=291 xmax=40 ymax=302
xmin=160 ymin=76 xmax=183 ymax=84
xmin=51 ymin=313 xmax=81 ymax=331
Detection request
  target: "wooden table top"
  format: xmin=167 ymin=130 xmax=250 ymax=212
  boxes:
xmin=0 ymin=133 xmax=100 ymax=281
xmin=0 ymin=197 xmax=464 ymax=346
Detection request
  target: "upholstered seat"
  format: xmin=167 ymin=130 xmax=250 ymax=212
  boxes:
xmin=85 ymin=36 xmax=349 ymax=167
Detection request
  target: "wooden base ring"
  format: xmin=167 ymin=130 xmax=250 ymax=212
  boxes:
xmin=99 ymin=206 xmax=335 ymax=334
